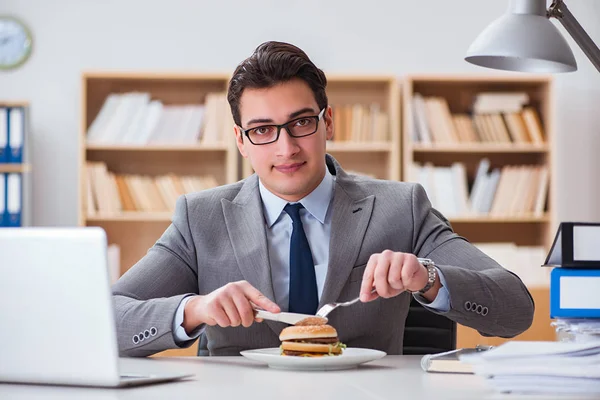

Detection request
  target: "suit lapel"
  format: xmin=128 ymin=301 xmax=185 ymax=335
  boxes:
xmin=320 ymin=169 xmax=375 ymax=308
xmin=222 ymin=175 xmax=283 ymax=335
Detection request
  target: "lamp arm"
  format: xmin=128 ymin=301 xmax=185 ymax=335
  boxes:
xmin=548 ymin=0 xmax=600 ymax=73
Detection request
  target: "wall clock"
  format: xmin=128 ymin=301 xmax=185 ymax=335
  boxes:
xmin=0 ymin=16 xmax=33 ymax=70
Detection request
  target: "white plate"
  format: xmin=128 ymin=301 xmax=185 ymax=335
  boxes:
xmin=240 ymin=347 xmax=387 ymax=371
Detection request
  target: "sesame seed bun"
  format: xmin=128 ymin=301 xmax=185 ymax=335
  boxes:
xmin=279 ymin=324 xmax=338 ymax=342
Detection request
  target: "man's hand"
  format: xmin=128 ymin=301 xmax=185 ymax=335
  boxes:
xmin=182 ymin=281 xmax=280 ymax=334
xmin=359 ymin=250 xmax=439 ymax=302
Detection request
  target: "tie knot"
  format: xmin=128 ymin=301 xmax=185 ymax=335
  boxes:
xmin=284 ymin=203 xmax=304 ymax=223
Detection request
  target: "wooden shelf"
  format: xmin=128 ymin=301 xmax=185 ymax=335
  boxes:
xmin=0 ymin=101 xmax=30 ymax=107
xmin=402 ymin=75 xmax=556 ymax=348
xmin=0 ymin=163 xmax=31 ymax=173
xmin=86 ymin=212 xmax=172 ymax=222
xmin=326 ymin=141 xmax=391 ymax=152
xmin=449 ymin=215 xmax=550 ymax=223
xmin=86 ymin=143 xmax=229 ymax=152
xmin=412 ymin=143 xmax=549 ymax=153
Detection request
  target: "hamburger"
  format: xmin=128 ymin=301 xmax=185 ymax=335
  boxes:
xmin=279 ymin=324 xmax=346 ymax=357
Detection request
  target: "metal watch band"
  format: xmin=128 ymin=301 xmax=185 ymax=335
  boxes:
xmin=410 ymin=258 xmax=436 ymax=294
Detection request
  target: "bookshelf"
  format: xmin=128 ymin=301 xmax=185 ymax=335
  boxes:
xmin=402 ymin=74 xmax=556 ymax=348
xmin=1 ymin=101 xmax=32 ymax=227
xmin=79 ymin=72 xmax=239 ymax=280
xmin=242 ymin=75 xmax=401 ymax=180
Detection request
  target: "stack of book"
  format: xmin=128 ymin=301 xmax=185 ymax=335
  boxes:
xmin=412 ymin=92 xmax=545 ymax=145
xmin=330 ymin=103 xmax=389 ymax=142
xmin=544 ymin=222 xmax=600 ymax=342
xmin=86 ymin=161 xmax=219 ymax=214
xmin=86 ymin=92 xmax=231 ymax=145
xmin=406 ymin=158 xmax=549 ymax=218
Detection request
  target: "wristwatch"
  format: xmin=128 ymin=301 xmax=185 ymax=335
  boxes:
xmin=410 ymin=258 xmax=437 ymax=294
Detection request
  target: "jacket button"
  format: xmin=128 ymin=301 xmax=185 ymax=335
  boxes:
xmin=132 ymin=335 xmax=139 ymax=344
xmin=150 ymin=327 xmax=157 ymax=336
xmin=144 ymin=329 xmax=150 ymax=339
xmin=464 ymin=301 xmax=472 ymax=311
xmin=476 ymin=304 xmax=483 ymax=314
xmin=470 ymin=302 xmax=478 ymax=312
xmin=139 ymin=332 xmax=145 ymax=342
xmin=482 ymin=306 xmax=489 ymax=316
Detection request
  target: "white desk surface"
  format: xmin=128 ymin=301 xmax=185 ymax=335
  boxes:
xmin=0 ymin=355 xmax=586 ymax=400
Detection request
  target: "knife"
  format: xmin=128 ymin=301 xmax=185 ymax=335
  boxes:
xmin=254 ymin=309 xmax=328 ymax=325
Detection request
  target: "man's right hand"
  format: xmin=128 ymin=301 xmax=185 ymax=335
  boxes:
xmin=182 ymin=281 xmax=280 ymax=334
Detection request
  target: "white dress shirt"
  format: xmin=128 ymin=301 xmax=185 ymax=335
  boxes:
xmin=173 ymin=170 xmax=451 ymax=343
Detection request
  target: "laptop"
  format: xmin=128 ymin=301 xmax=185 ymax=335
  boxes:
xmin=0 ymin=227 xmax=192 ymax=387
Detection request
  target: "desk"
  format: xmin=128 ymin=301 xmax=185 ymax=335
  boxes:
xmin=0 ymin=355 xmax=582 ymax=399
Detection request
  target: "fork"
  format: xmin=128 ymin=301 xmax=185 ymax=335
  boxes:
xmin=315 ymin=288 xmax=377 ymax=319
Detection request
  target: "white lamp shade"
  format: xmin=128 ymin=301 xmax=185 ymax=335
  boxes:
xmin=465 ymin=13 xmax=577 ymax=73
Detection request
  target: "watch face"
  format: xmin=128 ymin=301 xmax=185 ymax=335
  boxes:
xmin=0 ymin=16 xmax=33 ymax=70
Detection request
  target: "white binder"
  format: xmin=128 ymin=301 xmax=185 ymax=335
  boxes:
xmin=6 ymin=173 xmax=21 ymax=226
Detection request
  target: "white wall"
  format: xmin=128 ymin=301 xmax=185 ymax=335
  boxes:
xmin=1 ymin=0 xmax=599 ymax=226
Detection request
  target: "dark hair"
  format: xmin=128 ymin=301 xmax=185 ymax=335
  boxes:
xmin=227 ymin=41 xmax=328 ymax=126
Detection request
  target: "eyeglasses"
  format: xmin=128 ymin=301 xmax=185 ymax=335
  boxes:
xmin=239 ymin=108 xmax=326 ymax=145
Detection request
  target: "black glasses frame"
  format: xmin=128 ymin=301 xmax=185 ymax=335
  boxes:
xmin=239 ymin=108 xmax=326 ymax=145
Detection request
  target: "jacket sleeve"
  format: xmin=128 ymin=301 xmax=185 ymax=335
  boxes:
xmin=410 ymin=183 xmax=535 ymax=338
xmin=112 ymin=195 xmax=199 ymax=357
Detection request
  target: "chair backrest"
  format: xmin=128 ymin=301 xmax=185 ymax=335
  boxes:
xmin=402 ymin=296 xmax=456 ymax=355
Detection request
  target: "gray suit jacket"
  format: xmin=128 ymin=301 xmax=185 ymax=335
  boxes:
xmin=112 ymin=154 xmax=534 ymax=357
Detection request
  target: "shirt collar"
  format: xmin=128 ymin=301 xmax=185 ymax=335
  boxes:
xmin=259 ymin=169 xmax=334 ymax=228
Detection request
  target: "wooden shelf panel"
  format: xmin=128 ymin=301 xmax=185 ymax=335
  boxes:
xmin=0 ymin=101 xmax=30 ymax=107
xmin=449 ymin=215 xmax=550 ymax=223
xmin=412 ymin=144 xmax=549 ymax=153
xmin=327 ymin=79 xmax=394 ymax=109
xmin=86 ymin=144 xmax=229 ymax=152
xmin=0 ymin=163 xmax=31 ymax=173
xmin=326 ymin=141 xmax=391 ymax=152
xmin=86 ymin=212 xmax=172 ymax=222
xmin=450 ymin=221 xmax=551 ymax=247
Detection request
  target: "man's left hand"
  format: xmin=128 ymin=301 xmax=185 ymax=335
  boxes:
xmin=359 ymin=250 xmax=433 ymax=302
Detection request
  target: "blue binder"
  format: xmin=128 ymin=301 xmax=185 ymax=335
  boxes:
xmin=550 ymin=267 xmax=600 ymax=318
xmin=7 ymin=107 xmax=24 ymax=164
xmin=0 ymin=173 xmax=6 ymax=227
xmin=0 ymin=107 xmax=7 ymax=163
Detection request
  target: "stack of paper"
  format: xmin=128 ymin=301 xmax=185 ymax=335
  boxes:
xmin=552 ymin=319 xmax=600 ymax=343
xmin=459 ymin=341 xmax=600 ymax=396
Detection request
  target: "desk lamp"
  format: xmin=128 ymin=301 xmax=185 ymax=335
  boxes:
xmin=465 ymin=0 xmax=600 ymax=73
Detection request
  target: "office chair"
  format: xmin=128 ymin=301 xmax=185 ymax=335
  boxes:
xmin=402 ymin=296 xmax=456 ymax=355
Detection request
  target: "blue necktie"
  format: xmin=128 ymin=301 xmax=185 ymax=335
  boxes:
xmin=284 ymin=203 xmax=318 ymax=315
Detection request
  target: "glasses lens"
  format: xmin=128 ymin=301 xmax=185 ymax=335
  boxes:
xmin=288 ymin=117 xmax=317 ymax=137
xmin=248 ymin=125 xmax=278 ymax=144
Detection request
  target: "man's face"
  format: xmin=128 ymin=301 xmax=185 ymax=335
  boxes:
xmin=235 ymin=78 xmax=334 ymax=202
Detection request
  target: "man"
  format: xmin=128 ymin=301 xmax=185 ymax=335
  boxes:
xmin=112 ymin=41 xmax=534 ymax=357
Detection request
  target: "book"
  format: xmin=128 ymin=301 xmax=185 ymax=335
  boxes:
xmin=420 ymin=346 xmax=493 ymax=374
